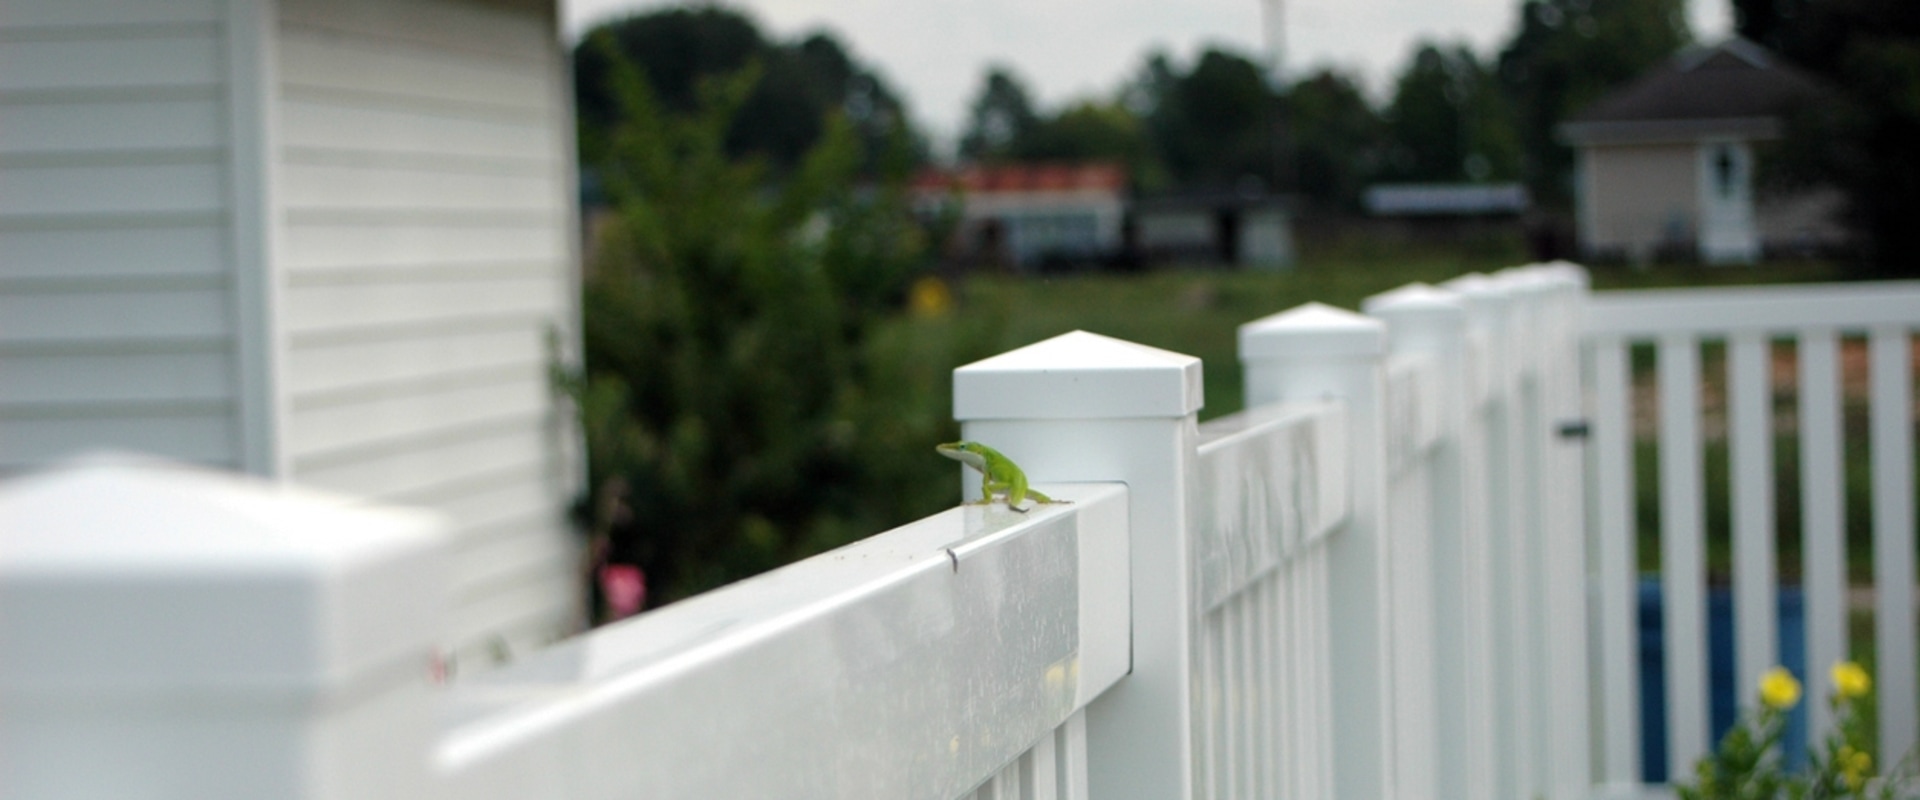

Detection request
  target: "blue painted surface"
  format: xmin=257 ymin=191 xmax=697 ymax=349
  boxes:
xmin=1637 ymin=579 xmax=1807 ymax=783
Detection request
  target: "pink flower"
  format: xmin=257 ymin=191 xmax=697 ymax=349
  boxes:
xmin=599 ymin=563 xmax=647 ymax=620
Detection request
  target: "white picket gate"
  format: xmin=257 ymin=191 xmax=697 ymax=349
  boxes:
xmin=1585 ymin=281 xmax=1920 ymax=792
xmin=3 ymin=266 xmax=1914 ymax=799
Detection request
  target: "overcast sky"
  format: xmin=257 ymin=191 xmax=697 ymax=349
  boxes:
xmin=562 ymin=0 xmax=1732 ymax=147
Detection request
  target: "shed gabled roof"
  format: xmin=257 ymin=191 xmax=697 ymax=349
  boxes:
xmin=1560 ymin=38 xmax=1826 ymax=146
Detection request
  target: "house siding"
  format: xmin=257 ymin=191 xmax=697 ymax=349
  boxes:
xmin=274 ymin=0 xmax=581 ymax=654
xmin=1578 ymin=142 xmax=1699 ymax=261
xmin=0 ymin=2 xmax=240 ymax=471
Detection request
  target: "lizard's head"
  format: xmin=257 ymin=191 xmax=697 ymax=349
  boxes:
xmin=935 ymin=441 xmax=989 ymax=470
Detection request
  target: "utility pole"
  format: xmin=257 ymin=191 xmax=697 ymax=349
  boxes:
xmin=1261 ymin=0 xmax=1285 ymax=88
xmin=1262 ymin=0 xmax=1294 ymax=195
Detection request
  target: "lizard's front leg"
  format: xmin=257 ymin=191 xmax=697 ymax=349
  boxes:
xmin=967 ymin=476 xmax=1003 ymax=505
xmin=977 ymin=476 xmax=1014 ymax=506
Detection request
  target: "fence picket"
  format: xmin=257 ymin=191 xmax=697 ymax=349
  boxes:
xmin=1870 ymin=326 xmax=1916 ymax=762
xmin=1729 ymin=332 xmax=1779 ymax=706
xmin=1800 ymin=328 xmax=1848 ymax=742
xmin=1659 ymin=333 xmax=1711 ymax=770
xmin=1591 ymin=335 xmax=1640 ymax=787
xmin=1060 ymin=711 xmax=1091 ymax=800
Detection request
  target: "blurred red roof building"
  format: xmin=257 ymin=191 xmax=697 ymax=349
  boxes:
xmin=914 ymin=162 xmax=1129 ymax=270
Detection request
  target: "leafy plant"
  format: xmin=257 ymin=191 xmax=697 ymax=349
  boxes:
xmin=1679 ymin=662 xmax=1918 ymax=799
xmin=567 ymin=37 xmax=986 ymax=612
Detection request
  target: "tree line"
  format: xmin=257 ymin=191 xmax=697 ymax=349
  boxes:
xmin=573 ymin=0 xmax=1692 ymax=216
xmin=574 ymin=1 xmax=1915 ymax=263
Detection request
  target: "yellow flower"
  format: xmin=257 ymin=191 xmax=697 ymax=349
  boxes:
xmin=908 ymin=276 xmax=953 ymax=318
xmin=1833 ymin=661 xmax=1873 ymax=699
xmin=1759 ymin=666 xmax=1802 ymax=710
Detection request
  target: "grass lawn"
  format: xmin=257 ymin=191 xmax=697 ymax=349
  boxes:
xmin=930 ymin=250 xmax=1849 ymax=420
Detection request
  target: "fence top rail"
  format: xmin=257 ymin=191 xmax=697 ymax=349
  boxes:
xmin=1193 ymin=402 xmax=1349 ymax=610
xmin=1586 ymin=280 xmax=1920 ymax=338
xmin=437 ymin=483 xmax=1130 ymax=800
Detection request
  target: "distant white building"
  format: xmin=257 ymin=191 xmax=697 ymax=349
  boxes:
xmin=1561 ymin=39 xmax=1843 ymax=264
xmin=916 ymin=163 xmax=1128 ymax=269
xmin=0 ymin=0 xmax=584 ymax=661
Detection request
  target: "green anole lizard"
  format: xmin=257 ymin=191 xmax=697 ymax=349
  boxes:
xmin=936 ymin=441 xmax=1066 ymax=512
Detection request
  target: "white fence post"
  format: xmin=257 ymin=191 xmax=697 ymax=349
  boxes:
xmin=1238 ymin=304 xmax=1395 ymax=800
xmin=1364 ymin=284 xmax=1476 ymax=800
xmin=953 ymin=330 xmax=1203 ymax=800
xmin=0 ymin=460 xmax=447 ymax=800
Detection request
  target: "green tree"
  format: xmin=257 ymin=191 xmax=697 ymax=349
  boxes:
xmin=1117 ymin=48 xmax=1284 ymax=189
xmin=959 ymin=66 xmax=1041 ymax=161
xmin=1012 ymin=101 xmax=1166 ymax=189
xmin=1382 ymin=42 xmax=1519 ymax=183
xmin=1734 ymin=0 xmax=1920 ymax=273
xmin=1282 ymin=68 xmax=1388 ymax=210
xmin=1157 ymin=48 xmax=1280 ymax=188
xmin=1496 ymin=0 xmax=1691 ymax=207
xmin=573 ymin=8 xmax=920 ymax=174
xmin=572 ymin=39 xmax=960 ymax=606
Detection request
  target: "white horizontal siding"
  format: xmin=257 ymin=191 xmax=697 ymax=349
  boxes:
xmin=284 ymin=275 xmax=562 ymax=337
xmin=0 ymin=97 xmax=224 ymax=155
xmin=408 ymin=462 xmax=562 ymax=530
xmin=279 ymin=98 xmax=558 ymax=162
xmin=281 ymin=161 xmax=562 ymax=213
xmin=0 ymin=409 xmax=236 ymax=471
xmin=282 ymin=222 xmax=566 ymax=270
xmin=288 ymin=371 xmax=548 ymax=460
xmin=0 ymin=12 xmax=241 ymax=475
xmin=274 ymin=0 xmax=578 ymax=655
xmin=0 ymin=0 xmax=221 ymax=29
xmin=0 ymin=30 xmax=221 ymax=93
xmin=453 ymin=506 xmax=579 ymax=594
xmin=0 ymin=350 xmax=232 ymax=405
xmin=0 ymin=287 xmax=231 ymax=345
xmin=280 ymin=0 xmax=553 ymax=63
xmin=0 ymin=160 xmax=225 ymax=217
xmin=293 ymin=420 xmax=552 ymax=502
xmin=286 ymin=324 xmax=545 ymax=398
xmin=0 ymin=225 xmax=228 ymax=281
xmin=446 ymin=570 xmax=580 ymax=658
xmin=279 ymin=31 xmax=553 ymax=115
xmin=453 ymin=511 xmax=578 ymax=599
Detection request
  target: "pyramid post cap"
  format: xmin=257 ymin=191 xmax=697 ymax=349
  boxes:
xmin=1238 ymin=302 xmax=1387 ymax=360
xmin=954 ymin=330 xmax=1203 ymax=420
xmin=0 ymin=459 xmax=446 ymax=693
xmin=1442 ymin=272 xmax=1513 ymax=302
xmin=1362 ymin=282 xmax=1467 ymax=319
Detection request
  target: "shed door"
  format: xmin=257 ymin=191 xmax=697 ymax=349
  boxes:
xmin=1697 ymin=140 xmax=1759 ymax=264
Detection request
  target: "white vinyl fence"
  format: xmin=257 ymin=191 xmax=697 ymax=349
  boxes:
xmin=1585 ymin=281 xmax=1920 ymax=791
xmin=9 ymin=266 xmax=1911 ymax=799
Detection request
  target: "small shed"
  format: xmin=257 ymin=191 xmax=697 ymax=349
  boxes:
xmin=1561 ymin=39 xmax=1839 ymax=264
xmin=1131 ymin=188 xmax=1295 ymax=270
xmin=0 ymin=0 xmax=584 ymax=660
